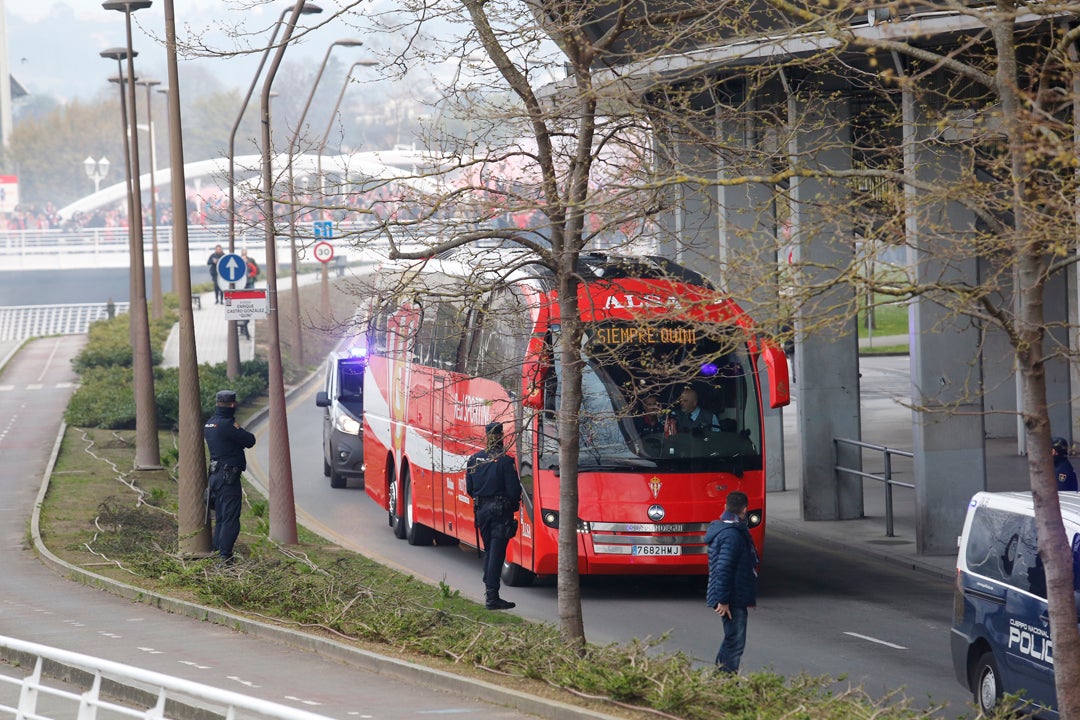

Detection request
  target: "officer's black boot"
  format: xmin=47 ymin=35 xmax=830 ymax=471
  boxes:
xmin=485 ymin=590 xmax=515 ymax=610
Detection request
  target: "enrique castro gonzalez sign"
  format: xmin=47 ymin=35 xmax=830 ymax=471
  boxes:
xmin=223 ymin=289 xmax=269 ymax=320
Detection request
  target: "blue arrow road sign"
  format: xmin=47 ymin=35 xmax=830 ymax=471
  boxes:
xmin=217 ymin=253 xmax=246 ymax=283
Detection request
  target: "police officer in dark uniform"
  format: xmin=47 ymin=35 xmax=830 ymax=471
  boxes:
xmin=204 ymin=390 xmax=256 ymax=562
xmin=466 ymin=422 xmax=522 ymax=610
xmin=1053 ymin=436 xmax=1078 ymax=492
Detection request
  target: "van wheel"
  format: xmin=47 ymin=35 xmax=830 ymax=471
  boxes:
xmin=404 ymin=471 xmax=434 ymax=546
xmin=389 ymin=468 xmax=406 ymax=539
xmin=323 ymin=458 xmax=331 ymax=477
xmin=973 ymin=651 xmax=1003 ymax=715
xmin=502 ymin=561 xmax=535 ymax=587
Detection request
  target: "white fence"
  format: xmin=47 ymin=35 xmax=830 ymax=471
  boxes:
xmin=0 ymin=303 xmax=128 ymax=341
xmin=0 ymin=635 xmax=336 ymax=720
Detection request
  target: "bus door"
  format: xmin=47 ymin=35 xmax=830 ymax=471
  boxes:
xmin=431 ymin=373 xmax=460 ymax=539
xmin=508 ymin=407 xmax=537 ymax=574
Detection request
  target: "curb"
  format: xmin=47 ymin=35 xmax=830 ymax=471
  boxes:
xmin=31 ymin=427 xmax=621 ymax=720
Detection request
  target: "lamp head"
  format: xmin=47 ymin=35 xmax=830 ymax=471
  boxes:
xmin=300 ymin=2 xmax=323 ymax=14
xmin=102 ymin=1 xmax=153 ymax=12
xmin=83 ymin=156 xmax=96 ymax=177
xmin=99 ymin=47 xmax=132 ymax=61
xmin=136 ymin=79 xmax=161 ymax=88
xmin=335 ymin=39 xmax=364 ymax=48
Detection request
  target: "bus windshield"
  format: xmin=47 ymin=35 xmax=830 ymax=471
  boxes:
xmin=562 ymin=322 xmax=762 ymax=473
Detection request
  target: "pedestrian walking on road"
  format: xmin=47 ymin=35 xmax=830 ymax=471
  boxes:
xmin=204 ymin=390 xmax=256 ymax=562
xmin=207 ymin=244 xmax=225 ymax=304
xmin=706 ymin=490 xmax=759 ymax=673
xmin=466 ymin=421 xmax=522 ymax=610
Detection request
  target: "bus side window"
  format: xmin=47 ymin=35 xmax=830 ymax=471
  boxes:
xmin=517 ymin=410 xmax=535 ymax=503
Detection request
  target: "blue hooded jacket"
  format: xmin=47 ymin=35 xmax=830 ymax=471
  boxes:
xmin=705 ymin=511 xmax=759 ymax=609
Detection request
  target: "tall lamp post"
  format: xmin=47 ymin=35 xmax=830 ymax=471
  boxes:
xmin=261 ymin=0 xmax=310 ymax=545
xmin=137 ymin=78 xmax=163 ymax=319
xmin=225 ymin=1 xmax=323 ymax=380
xmin=102 ymin=31 xmax=159 ymax=470
xmin=285 ymin=38 xmax=364 ymax=369
xmin=315 ymin=59 xmax=376 ymax=319
xmin=157 ymin=86 xmax=179 ymax=296
xmin=161 ymin=0 xmax=210 ymax=555
xmin=83 ymin=156 xmax=110 ymax=193
xmin=104 ymin=67 xmax=136 ymax=354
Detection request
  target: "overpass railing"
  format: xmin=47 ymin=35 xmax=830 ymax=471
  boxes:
xmin=0 ymin=635 xmax=335 ymax=720
xmin=834 ymin=437 xmax=914 ymax=537
xmin=0 ymin=303 xmax=128 ymax=341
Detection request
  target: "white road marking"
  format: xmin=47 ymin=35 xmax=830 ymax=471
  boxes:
xmin=227 ymin=676 xmax=259 ymax=688
xmin=97 ymin=631 xmax=122 ymax=638
xmin=178 ymin=660 xmax=212 ymax=670
xmin=283 ymin=697 xmax=322 ymax=706
xmin=0 ymin=386 xmax=12 ymax=391
xmin=137 ymin=647 xmax=164 ymax=654
xmin=56 ymin=382 xmax=74 ymax=388
xmin=26 ymin=384 xmax=42 ymax=390
xmin=843 ymin=631 xmax=907 ymax=650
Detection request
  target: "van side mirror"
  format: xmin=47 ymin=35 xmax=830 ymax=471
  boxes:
xmin=315 ymin=391 xmax=331 ymax=408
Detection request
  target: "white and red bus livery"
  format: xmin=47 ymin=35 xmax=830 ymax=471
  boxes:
xmin=358 ymin=251 xmax=790 ymax=585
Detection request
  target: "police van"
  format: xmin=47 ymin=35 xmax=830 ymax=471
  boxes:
xmin=314 ymin=349 xmax=367 ymax=489
xmin=951 ymin=491 xmax=1080 ymax=717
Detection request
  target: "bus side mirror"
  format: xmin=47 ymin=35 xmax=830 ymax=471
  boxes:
xmin=759 ymin=342 xmax=791 ymax=409
xmin=523 ymin=361 xmax=545 ymax=410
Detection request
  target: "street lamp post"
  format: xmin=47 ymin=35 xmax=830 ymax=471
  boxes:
xmin=103 ymin=0 xmax=160 ymax=471
xmin=314 ymin=59 xmax=377 ymax=319
xmin=156 ymin=86 xmax=179 ymax=296
xmin=137 ymin=78 xmax=163 ymax=319
xmin=261 ymin=0 xmax=309 ymax=545
xmin=225 ymin=1 xmax=323 ymax=381
xmin=83 ymin=156 xmax=110 ymax=193
xmin=161 ymin=0 xmax=211 ymax=555
xmin=286 ymin=38 xmax=364 ymax=368
xmin=102 ymin=38 xmax=159 ymax=472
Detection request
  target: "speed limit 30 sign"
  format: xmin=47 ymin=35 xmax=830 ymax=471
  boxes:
xmin=313 ymin=240 xmax=334 ymax=263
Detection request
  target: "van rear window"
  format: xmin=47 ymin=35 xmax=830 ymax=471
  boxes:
xmin=966 ymin=506 xmax=1044 ymax=597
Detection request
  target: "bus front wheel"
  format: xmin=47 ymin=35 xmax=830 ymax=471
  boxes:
xmin=502 ymin=561 xmax=535 ymax=587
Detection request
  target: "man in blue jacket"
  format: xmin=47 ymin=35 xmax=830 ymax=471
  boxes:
xmin=1053 ymin=437 xmax=1078 ymax=492
xmin=204 ymin=390 xmax=256 ymax=563
xmin=466 ymin=422 xmax=522 ymax=610
xmin=705 ymin=491 xmax=759 ymax=673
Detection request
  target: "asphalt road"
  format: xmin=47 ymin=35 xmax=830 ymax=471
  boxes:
xmin=0 ymin=335 xmax=542 ymax=720
xmin=251 ymin=358 xmax=975 ymax=718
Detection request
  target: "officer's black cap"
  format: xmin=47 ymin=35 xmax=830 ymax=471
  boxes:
xmin=216 ymin=390 xmax=238 ymax=405
xmin=485 ymin=421 xmax=503 ymax=436
xmin=1053 ymin=436 xmax=1069 ymax=454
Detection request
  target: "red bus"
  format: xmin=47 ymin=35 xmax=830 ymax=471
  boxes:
xmin=357 ymin=250 xmax=790 ymax=585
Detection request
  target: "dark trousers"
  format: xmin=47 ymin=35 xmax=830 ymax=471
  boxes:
xmin=715 ymin=606 xmax=749 ymax=673
xmin=210 ymin=471 xmax=242 ymax=559
xmin=476 ymin=504 xmax=509 ymax=595
xmin=212 ymin=277 xmax=223 ymax=303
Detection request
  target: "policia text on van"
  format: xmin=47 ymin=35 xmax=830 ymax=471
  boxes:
xmin=951 ymin=491 xmax=1080 ymax=718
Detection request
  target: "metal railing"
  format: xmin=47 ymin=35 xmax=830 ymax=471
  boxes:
xmin=0 ymin=303 xmax=129 ymax=341
xmin=0 ymin=635 xmax=336 ymax=720
xmin=834 ymin=437 xmax=914 ymax=537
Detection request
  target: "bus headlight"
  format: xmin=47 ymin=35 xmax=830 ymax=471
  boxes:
xmin=747 ymin=509 xmax=763 ymax=528
xmin=542 ymin=509 xmax=559 ymax=528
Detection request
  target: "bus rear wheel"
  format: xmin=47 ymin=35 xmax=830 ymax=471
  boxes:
xmin=502 ymin=561 xmax=535 ymax=587
xmin=404 ymin=471 xmax=434 ymax=546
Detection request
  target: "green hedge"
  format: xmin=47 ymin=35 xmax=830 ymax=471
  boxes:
xmin=66 ymin=308 xmax=269 ymax=429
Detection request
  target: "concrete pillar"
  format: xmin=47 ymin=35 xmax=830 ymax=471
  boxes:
xmin=787 ymin=88 xmax=863 ymax=520
xmin=1044 ymin=269 xmax=1072 ymax=441
xmin=715 ymin=84 xmax=787 ymax=491
xmin=903 ymin=86 xmax=985 ymax=555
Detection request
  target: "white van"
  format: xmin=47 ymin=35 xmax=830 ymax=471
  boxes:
xmin=951 ymin=491 xmax=1080 ymax=718
xmin=314 ymin=349 xmax=367 ymax=489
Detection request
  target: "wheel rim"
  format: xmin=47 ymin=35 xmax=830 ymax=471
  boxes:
xmin=405 ymin=478 xmax=414 ymax=529
xmin=978 ymin=665 xmax=997 ymax=712
xmin=389 ymin=476 xmax=398 ymax=520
